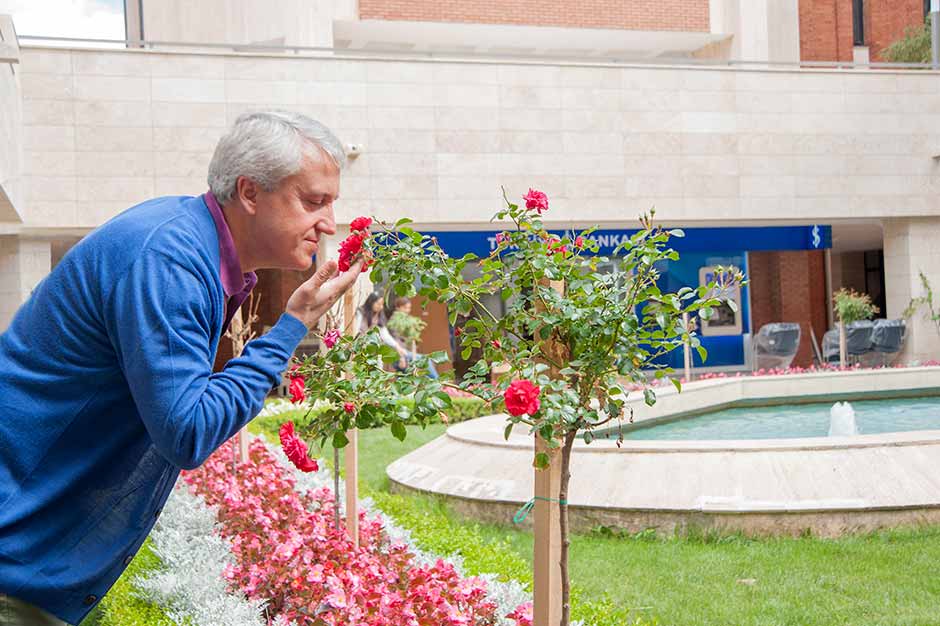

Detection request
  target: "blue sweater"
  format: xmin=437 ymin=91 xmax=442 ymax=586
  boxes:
xmin=0 ymin=195 xmax=308 ymax=624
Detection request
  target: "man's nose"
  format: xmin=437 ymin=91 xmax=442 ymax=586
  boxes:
xmin=318 ymin=205 xmax=337 ymax=235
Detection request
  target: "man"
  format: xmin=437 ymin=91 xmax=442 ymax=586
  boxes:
xmin=0 ymin=111 xmax=363 ymax=625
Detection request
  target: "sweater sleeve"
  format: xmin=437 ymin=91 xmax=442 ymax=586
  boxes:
xmin=105 ymin=250 xmax=308 ymax=469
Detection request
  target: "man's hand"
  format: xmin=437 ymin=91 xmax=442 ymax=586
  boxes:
xmin=285 ymin=258 xmax=364 ymax=329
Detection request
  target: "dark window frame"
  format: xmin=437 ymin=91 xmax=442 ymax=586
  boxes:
xmin=853 ymin=0 xmax=865 ymax=46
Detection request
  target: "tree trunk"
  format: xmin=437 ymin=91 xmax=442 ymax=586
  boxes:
xmin=559 ymin=429 xmax=577 ymax=626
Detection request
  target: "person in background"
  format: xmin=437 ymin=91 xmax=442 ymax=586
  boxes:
xmin=357 ymin=293 xmax=438 ymax=379
xmin=388 ymin=296 xmax=439 ymax=379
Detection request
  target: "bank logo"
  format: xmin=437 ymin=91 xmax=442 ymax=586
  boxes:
xmin=812 ymin=225 xmax=821 ymax=249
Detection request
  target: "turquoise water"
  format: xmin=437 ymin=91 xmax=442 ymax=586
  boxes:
xmin=620 ymin=396 xmax=940 ymax=440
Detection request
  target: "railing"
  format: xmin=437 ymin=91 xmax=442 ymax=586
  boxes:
xmin=16 ymin=34 xmax=938 ymax=71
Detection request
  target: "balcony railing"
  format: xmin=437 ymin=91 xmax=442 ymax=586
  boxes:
xmin=16 ymin=34 xmax=938 ymax=71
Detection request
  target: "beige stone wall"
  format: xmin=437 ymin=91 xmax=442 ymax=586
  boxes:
xmin=884 ymin=218 xmax=940 ymax=362
xmin=0 ymin=15 xmax=23 ymax=223
xmin=12 ymin=45 xmax=940 ymax=233
xmin=0 ymin=237 xmax=50 ymax=329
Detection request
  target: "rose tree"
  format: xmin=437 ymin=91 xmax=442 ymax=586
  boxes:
xmin=367 ymin=189 xmax=744 ymax=625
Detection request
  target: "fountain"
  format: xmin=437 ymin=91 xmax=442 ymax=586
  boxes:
xmin=828 ymin=401 xmax=858 ymax=436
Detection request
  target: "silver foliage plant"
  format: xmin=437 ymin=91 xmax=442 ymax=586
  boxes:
xmin=133 ymin=486 xmax=280 ymax=626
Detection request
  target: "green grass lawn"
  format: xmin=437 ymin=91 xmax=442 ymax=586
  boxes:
xmin=251 ymin=409 xmax=940 ymax=626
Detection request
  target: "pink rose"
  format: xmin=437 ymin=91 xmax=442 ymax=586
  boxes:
xmin=491 ymin=339 xmax=501 ymax=349
xmin=323 ymin=329 xmax=341 ymax=349
xmin=523 ymin=188 xmax=548 ymax=214
xmin=495 ymin=232 xmax=507 ymax=245
xmin=503 ymin=379 xmax=540 ymax=417
xmin=343 ymin=402 xmax=355 ymax=414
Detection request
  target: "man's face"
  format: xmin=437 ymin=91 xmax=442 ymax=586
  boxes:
xmin=248 ymin=148 xmax=340 ymax=271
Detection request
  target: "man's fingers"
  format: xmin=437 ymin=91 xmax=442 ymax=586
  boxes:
xmin=306 ymin=260 xmax=338 ymax=290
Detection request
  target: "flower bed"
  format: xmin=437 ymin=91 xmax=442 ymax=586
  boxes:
xmin=177 ymin=438 xmax=532 ymax=625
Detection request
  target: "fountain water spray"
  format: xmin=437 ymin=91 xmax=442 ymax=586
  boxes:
xmin=828 ymin=401 xmax=858 ymax=436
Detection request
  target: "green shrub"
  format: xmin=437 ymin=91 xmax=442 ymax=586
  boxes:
xmin=832 ymin=288 xmax=879 ymax=325
xmin=884 ymin=17 xmax=931 ymax=63
xmin=387 ymin=311 xmax=427 ymax=344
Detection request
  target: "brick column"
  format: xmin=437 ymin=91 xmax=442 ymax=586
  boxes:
xmin=748 ymin=250 xmax=828 ymax=367
xmin=884 ymin=217 xmax=940 ymax=363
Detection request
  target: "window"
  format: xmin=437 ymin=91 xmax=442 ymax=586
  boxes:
xmin=853 ymin=0 xmax=865 ymax=46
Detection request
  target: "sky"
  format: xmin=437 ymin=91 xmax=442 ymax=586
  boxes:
xmin=0 ymin=0 xmax=125 ymax=40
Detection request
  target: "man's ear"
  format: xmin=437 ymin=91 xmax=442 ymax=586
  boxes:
xmin=235 ymin=176 xmax=259 ymax=216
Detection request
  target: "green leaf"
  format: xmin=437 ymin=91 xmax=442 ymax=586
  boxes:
xmin=504 ymin=422 xmax=514 ymax=440
xmin=696 ymin=345 xmax=708 ymax=362
xmin=643 ymin=388 xmax=656 ymax=407
xmin=332 ymin=431 xmax=349 ymax=448
xmin=391 ymin=420 xmax=407 ymax=442
xmin=671 ymin=377 xmax=682 ymax=392
xmin=582 ymin=430 xmax=594 ymax=444
xmin=533 ymin=452 xmax=551 ymax=470
xmin=428 ymin=350 xmax=449 ymax=364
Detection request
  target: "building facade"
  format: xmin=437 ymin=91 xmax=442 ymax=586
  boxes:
xmin=0 ymin=0 xmax=938 ymax=374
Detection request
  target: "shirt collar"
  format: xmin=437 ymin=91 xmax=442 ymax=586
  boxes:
xmin=203 ymin=191 xmax=256 ymax=297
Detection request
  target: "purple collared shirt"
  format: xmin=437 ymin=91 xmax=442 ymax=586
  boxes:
xmin=203 ymin=191 xmax=258 ymax=333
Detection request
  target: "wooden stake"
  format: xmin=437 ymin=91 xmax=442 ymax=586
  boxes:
xmin=342 ymin=288 xmax=359 ymax=548
xmin=533 ymin=436 xmax=562 ymax=626
xmin=839 ymin=321 xmax=847 ymax=368
xmin=533 ymin=278 xmax=565 ymax=626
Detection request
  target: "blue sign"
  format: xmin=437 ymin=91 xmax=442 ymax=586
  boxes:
xmin=424 ymin=225 xmax=831 ymax=259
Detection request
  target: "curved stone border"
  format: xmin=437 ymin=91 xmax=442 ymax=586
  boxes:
xmin=388 ymin=367 xmax=940 ymax=537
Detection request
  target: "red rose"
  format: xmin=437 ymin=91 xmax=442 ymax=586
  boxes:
xmin=503 ymin=379 xmax=541 ymax=417
xmin=491 ymin=339 xmax=501 ymax=349
xmin=574 ymin=236 xmax=584 ymax=248
xmin=546 ymin=237 xmax=568 ymax=256
xmin=288 ymin=375 xmax=305 ymax=404
xmin=454 ymin=327 xmax=463 ymax=337
xmin=338 ymin=232 xmax=365 ymax=272
xmin=278 ymin=421 xmax=319 ymax=472
xmin=523 ymin=188 xmax=549 ymax=214
xmin=350 ymin=216 xmax=372 ymax=232
xmin=343 ymin=402 xmax=355 ymax=414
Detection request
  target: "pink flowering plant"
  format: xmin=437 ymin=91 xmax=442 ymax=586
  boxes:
xmin=367 ymin=189 xmax=744 ymax=625
xmin=182 ymin=439 xmax=504 ymax=625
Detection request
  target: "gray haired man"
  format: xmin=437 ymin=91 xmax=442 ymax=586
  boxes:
xmin=0 ymin=111 xmax=362 ymax=625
